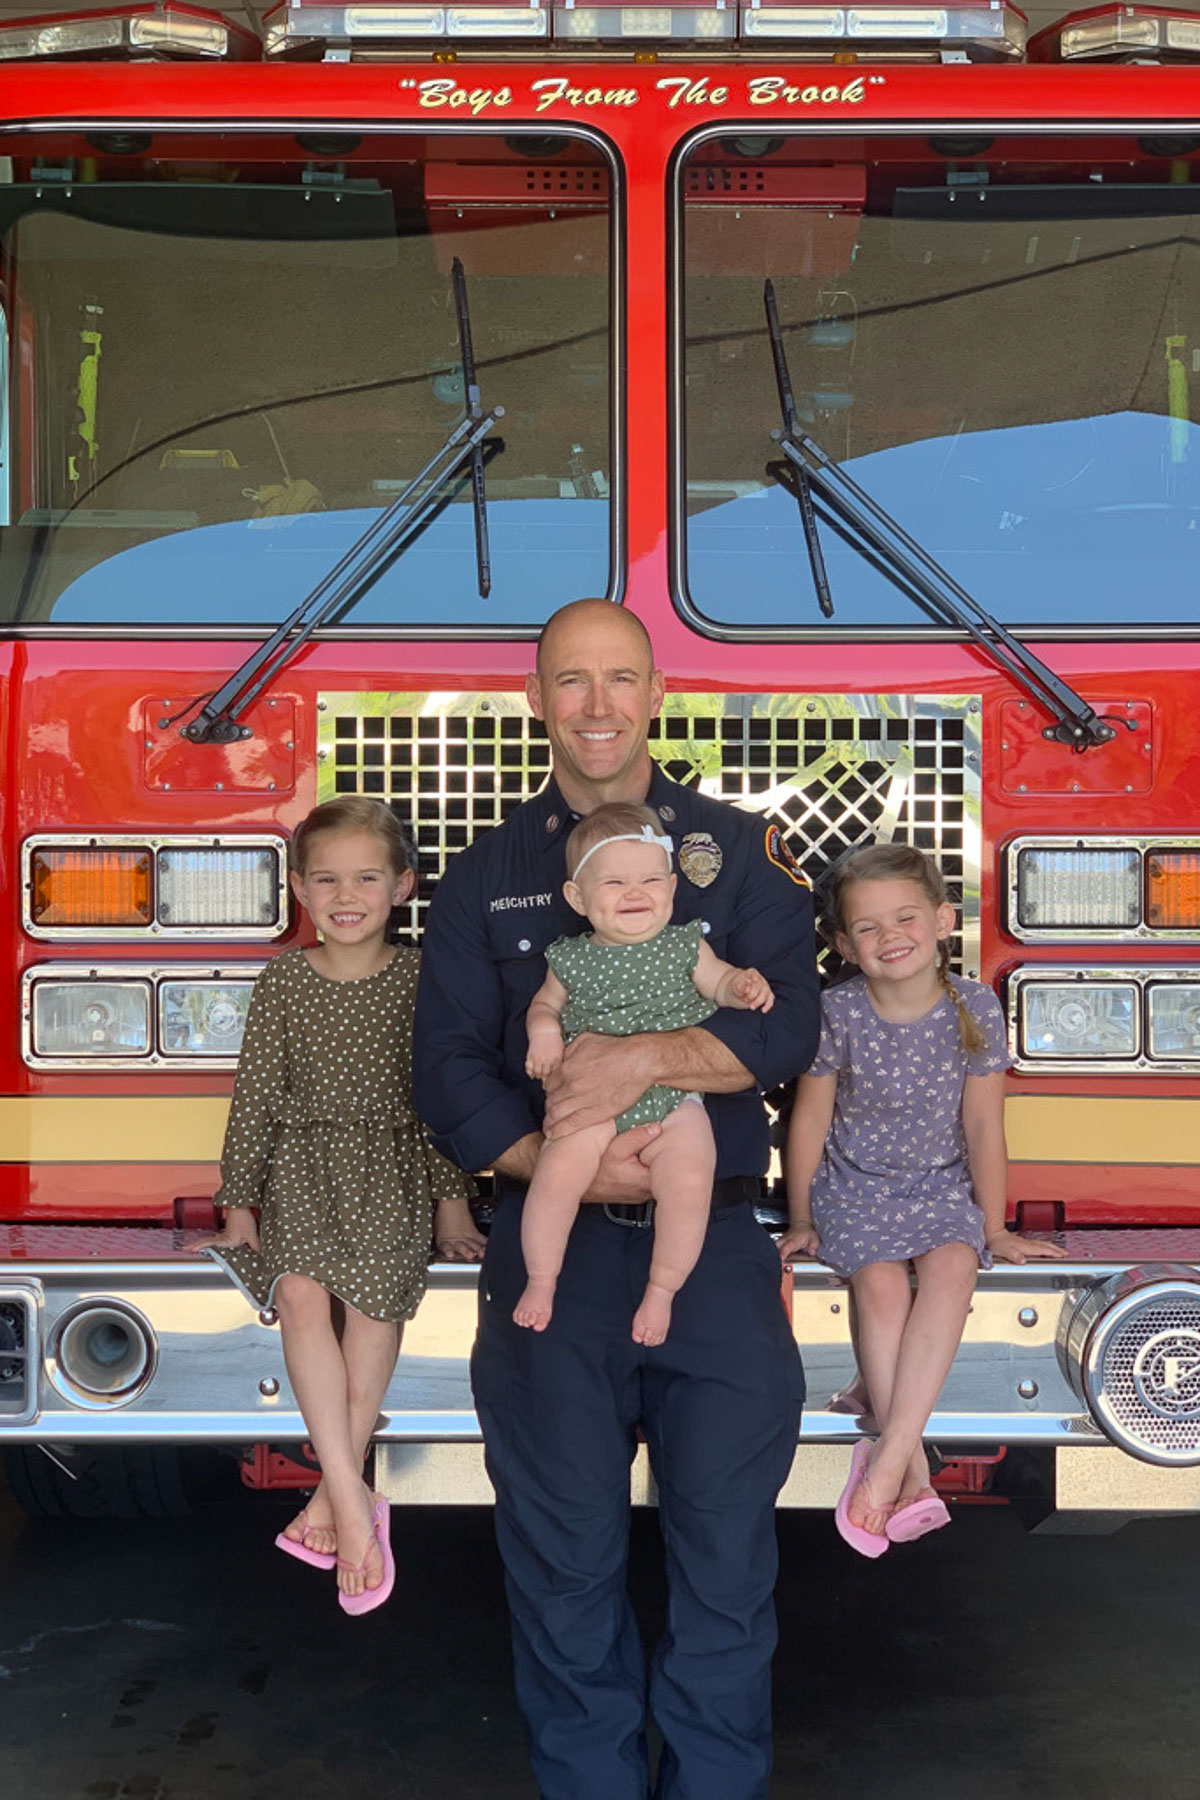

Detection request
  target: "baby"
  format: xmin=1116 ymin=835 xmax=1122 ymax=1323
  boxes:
xmin=516 ymin=801 xmax=774 ymax=1346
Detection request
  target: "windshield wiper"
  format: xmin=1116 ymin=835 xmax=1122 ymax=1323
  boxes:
xmin=183 ymin=258 xmax=502 ymax=745
xmin=762 ymin=278 xmax=1116 ymax=753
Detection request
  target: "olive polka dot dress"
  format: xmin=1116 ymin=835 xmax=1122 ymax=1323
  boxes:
xmin=547 ymin=918 xmax=715 ymax=1133
xmin=212 ymin=947 xmax=473 ymax=1323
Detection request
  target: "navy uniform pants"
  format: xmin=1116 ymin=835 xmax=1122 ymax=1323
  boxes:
xmin=471 ymin=1189 xmax=805 ymax=1800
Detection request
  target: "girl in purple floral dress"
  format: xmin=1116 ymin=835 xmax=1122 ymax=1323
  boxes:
xmin=780 ymin=845 xmax=1065 ymax=1558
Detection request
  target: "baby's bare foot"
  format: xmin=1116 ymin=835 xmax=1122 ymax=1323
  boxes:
xmin=513 ymin=1279 xmax=555 ymax=1331
xmin=632 ymin=1285 xmax=673 ymax=1347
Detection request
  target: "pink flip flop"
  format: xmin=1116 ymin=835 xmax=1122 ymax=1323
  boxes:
xmin=835 ymin=1439 xmax=890 ymax=1559
xmin=338 ymin=1494 xmax=395 ymax=1616
xmin=275 ymin=1506 xmax=337 ymax=1572
xmin=886 ymin=1491 xmax=951 ymax=1544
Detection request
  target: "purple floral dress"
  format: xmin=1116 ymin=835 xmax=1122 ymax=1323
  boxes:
xmin=809 ymin=973 xmax=1010 ymax=1277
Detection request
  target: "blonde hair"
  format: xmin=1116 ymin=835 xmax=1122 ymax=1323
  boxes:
xmin=290 ymin=796 xmax=414 ymax=879
xmin=822 ymin=843 xmax=984 ymax=1055
xmin=565 ymin=802 xmax=669 ymax=881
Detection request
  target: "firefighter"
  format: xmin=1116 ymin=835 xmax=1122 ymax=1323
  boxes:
xmin=413 ymin=599 xmax=818 ymax=1800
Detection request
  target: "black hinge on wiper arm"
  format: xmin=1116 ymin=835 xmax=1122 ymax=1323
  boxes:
xmin=183 ymin=258 xmax=502 ymax=745
xmin=762 ymin=279 xmax=1116 ymax=754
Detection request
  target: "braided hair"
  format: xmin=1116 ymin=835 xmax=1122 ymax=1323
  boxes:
xmin=821 ymin=843 xmax=985 ymax=1056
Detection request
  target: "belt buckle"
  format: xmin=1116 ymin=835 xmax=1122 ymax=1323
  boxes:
xmin=602 ymin=1201 xmax=654 ymax=1228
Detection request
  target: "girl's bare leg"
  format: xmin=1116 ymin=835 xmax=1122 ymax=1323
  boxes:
xmin=334 ymin=1305 xmax=402 ymax=1596
xmin=515 ymin=1120 xmax=617 ymax=1330
xmin=631 ymin=1103 xmax=717 ymax=1347
xmin=290 ymin=1314 xmax=402 ymax=1560
xmin=855 ymin=1243 xmax=977 ymax=1530
xmin=847 ymin=1260 xmax=913 ymax=1535
xmin=275 ymin=1273 xmax=393 ymax=1596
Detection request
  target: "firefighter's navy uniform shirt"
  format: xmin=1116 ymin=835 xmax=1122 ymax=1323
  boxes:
xmin=414 ymin=763 xmax=820 ymax=1177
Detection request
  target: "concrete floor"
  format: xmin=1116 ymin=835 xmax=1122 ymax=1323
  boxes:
xmin=2 ymin=1464 xmax=1199 ymax=1800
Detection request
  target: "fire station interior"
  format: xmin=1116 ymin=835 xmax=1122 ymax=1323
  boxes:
xmin=0 ymin=125 xmax=1198 ymax=627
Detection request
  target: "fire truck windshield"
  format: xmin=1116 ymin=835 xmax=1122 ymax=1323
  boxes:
xmin=680 ymin=133 xmax=1200 ymax=634
xmin=0 ymin=132 xmax=613 ymax=629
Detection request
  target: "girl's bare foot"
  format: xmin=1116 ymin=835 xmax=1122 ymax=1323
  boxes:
xmin=514 ymin=1278 xmax=556 ymax=1331
xmin=849 ymin=1447 xmax=904 ymax=1536
xmin=334 ymin=1485 xmax=383 ymax=1599
xmin=631 ymin=1283 xmax=673 ymax=1347
xmin=282 ymin=1482 xmax=336 ymax=1558
xmin=895 ymin=1447 xmax=935 ymax=1513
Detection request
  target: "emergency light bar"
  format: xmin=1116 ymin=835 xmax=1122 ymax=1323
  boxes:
xmin=1029 ymin=3 xmax=1200 ymax=60
xmin=0 ymin=1 xmax=259 ymax=60
xmin=553 ymin=0 xmax=736 ymax=43
xmin=264 ymin=0 xmax=1022 ymax=50
xmin=740 ymin=0 xmax=1025 ymax=56
xmin=263 ymin=0 xmax=549 ymax=53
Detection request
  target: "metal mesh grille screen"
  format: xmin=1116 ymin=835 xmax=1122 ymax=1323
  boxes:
xmin=318 ymin=690 xmax=982 ymax=977
xmin=1099 ymin=1299 xmax=1200 ymax=1458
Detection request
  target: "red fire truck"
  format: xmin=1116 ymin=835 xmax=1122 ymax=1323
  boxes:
xmin=1 ymin=0 xmax=1199 ymax=1520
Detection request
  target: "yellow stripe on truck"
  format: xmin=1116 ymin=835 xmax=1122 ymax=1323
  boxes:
xmin=0 ymin=1096 xmax=229 ymax=1164
xmin=0 ymin=1093 xmax=1196 ymax=1169
xmin=1006 ymin=1095 xmax=1200 ymax=1167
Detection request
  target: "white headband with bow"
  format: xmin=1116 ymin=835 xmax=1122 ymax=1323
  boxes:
xmin=571 ymin=824 xmax=674 ymax=880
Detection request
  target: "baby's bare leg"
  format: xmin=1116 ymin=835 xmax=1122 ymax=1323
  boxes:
xmin=632 ymin=1103 xmax=716 ymax=1347
xmin=515 ymin=1119 xmax=617 ymax=1331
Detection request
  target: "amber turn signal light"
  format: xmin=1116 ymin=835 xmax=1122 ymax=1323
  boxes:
xmin=1146 ymin=851 xmax=1200 ymax=930
xmin=30 ymin=848 xmax=153 ymax=927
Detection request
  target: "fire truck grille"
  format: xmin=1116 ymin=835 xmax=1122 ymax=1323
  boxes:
xmin=318 ymin=690 xmax=982 ymax=979
xmin=1092 ymin=1293 xmax=1200 ymax=1463
xmin=0 ymin=1293 xmax=33 ymax=1420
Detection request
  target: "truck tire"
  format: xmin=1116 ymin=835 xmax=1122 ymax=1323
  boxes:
xmin=2 ymin=1445 xmax=192 ymax=1518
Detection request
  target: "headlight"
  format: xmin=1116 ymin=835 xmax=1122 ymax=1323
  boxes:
xmin=1147 ymin=983 xmax=1200 ymax=1059
xmin=32 ymin=981 xmax=152 ymax=1059
xmin=159 ymin=980 xmax=255 ymax=1056
xmin=1009 ymin=967 xmax=1200 ymax=1071
xmin=24 ymin=836 xmax=287 ymax=939
xmin=23 ymin=964 xmax=263 ymax=1070
xmin=1019 ymin=980 xmax=1139 ymax=1061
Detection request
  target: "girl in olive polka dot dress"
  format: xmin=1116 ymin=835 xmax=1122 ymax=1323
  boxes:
xmin=201 ymin=797 xmax=481 ymax=1615
xmin=518 ymin=801 xmax=774 ymax=1348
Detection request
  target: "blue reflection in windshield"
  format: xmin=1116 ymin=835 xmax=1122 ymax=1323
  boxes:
xmin=52 ymin=498 xmax=609 ymax=627
xmin=688 ymin=413 xmax=1200 ymax=628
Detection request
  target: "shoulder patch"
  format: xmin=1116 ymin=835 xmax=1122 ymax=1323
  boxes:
xmin=764 ymin=824 xmax=810 ymax=888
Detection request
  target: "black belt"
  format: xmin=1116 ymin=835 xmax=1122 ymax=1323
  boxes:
xmin=602 ymin=1175 xmax=761 ymax=1229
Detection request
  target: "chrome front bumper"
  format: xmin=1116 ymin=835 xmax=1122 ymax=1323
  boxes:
xmin=3 ymin=1225 xmax=1199 ymax=1511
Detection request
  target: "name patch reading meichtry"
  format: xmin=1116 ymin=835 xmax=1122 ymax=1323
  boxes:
xmin=490 ymin=893 xmax=555 ymax=912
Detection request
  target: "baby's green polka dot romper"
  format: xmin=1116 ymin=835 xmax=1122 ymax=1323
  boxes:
xmin=547 ymin=918 xmax=715 ymax=1132
xmin=213 ymin=948 xmax=473 ymax=1323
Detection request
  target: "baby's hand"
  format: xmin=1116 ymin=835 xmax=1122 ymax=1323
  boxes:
xmin=987 ymin=1229 xmax=1069 ymax=1264
xmin=525 ymin=1035 xmax=565 ymax=1082
xmin=731 ymin=967 xmax=775 ymax=1013
xmin=193 ymin=1208 xmax=260 ymax=1254
xmin=777 ymin=1218 xmax=821 ymax=1261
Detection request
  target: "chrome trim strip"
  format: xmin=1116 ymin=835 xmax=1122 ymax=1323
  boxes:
xmin=21 ymin=959 xmax=265 ymax=1072
xmin=1006 ymin=963 xmax=1200 ymax=1076
xmin=21 ymin=833 xmax=288 ymax=942
xmin=1004 ymin=833 xmax=1200 ymax=944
